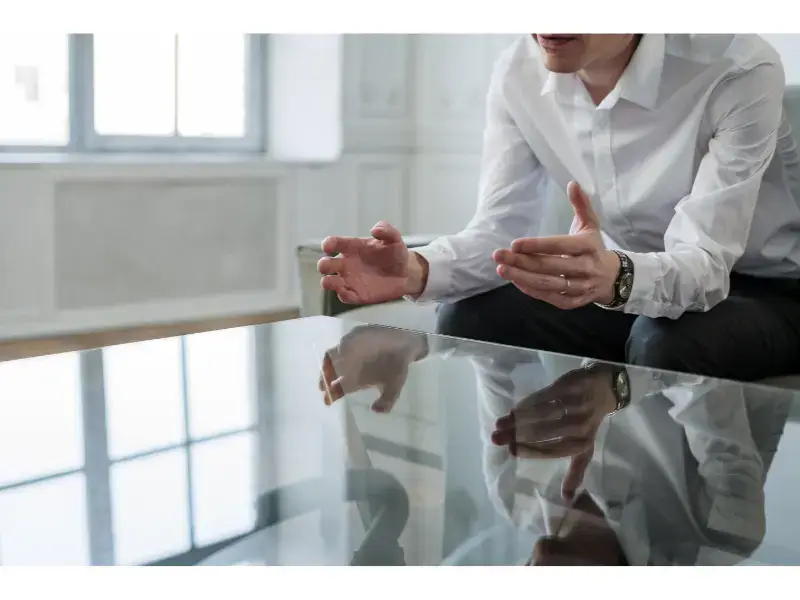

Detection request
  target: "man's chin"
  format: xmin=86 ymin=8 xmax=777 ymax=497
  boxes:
xmin=544 ymin=59 xmax=580 ymax=74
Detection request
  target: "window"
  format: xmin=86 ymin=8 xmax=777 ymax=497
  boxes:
xmin=0 ymin=34 xmax=266 ymax=153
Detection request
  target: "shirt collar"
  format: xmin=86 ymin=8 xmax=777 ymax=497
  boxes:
xmin=617 ymin=34 xmax=666 ymax=110
xmin=538 ymin=34 xmax=666 ymax=111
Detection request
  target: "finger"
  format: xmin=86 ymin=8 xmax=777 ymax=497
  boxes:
xmin=321 ymin=353 xmax=338 ymax=388
xmin=370 ymin=221 xmax=403 ymax=244
xmin=497 ymin=265 xmax=589 ymax=296
xmin=494 ymin=413 xmax=514 ymax=432
xmin=513 ymin=407 xmax=593 ymax=431
xmin=494 ymin=414 xmax=593 ymax=446
xmin=514 ymin=283 xmax=593 ymax=310
xmin=491 ymin=427 xmax=514 ymax=446
xmin=510 ymin=234 xmax=595 ymax=256
xmin=317 ymin=256 xmax=345 ymax=276
xmin=320 ymin=276 xmax=360 ymax=304
xmin=567 ymin=181 xmax=600 ymax=230
xmin=532 ymin=538 xmax=587 ymax=566
xmin=328 ymin=376 xmax=346 ymax=401
xmin=371 ymin=367 xmax=408 ymax=413
xmin=509 ymin=437 xmax=592 ymax=459
xmin=321 ymin=236 xmax=365 ymax=255
xmin=562 ymin=447 xmax=594 ymax=502
xmin=493 ymin=249 xmax=592 ymax=278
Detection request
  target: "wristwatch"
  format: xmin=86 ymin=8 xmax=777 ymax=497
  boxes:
xmin=596 ymin=250 xmax=634 ymax=310
xmin=585 ymin=361 xmax=631 ymax=415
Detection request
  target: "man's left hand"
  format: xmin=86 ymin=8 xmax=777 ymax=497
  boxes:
xmin=493 ymin=181 xmax=620 ymax=309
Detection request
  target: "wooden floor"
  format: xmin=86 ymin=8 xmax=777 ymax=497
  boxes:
xmin=0 ymin=307 xmax=300 ymax=363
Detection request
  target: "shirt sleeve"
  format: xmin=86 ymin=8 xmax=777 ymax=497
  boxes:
xmin=624 ymin=60 xmax=786 ymax=319
xmin=411 ymin=60 xmax=548 ymax=304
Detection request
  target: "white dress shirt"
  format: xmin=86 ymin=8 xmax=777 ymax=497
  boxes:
xmin=414 ymin=34 xmax=800 ymax=319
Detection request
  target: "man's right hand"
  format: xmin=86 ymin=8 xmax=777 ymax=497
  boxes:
xmin=317 ymin=221 xmax=428 ymax=304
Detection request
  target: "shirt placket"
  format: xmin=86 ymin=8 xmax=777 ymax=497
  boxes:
xmin=591 ymin=108 xmax=627 ymax=235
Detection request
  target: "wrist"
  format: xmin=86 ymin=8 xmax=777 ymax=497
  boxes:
xmin=597 ymin=250 xmax=621 ymax=305
xmin=584 ymin=362 xmax=631 ymax=416
xmin=404 ymin=251 xmax=429 ymax=298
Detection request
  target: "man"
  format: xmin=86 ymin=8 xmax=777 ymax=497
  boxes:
xmin=317 ymin=34 xmax=800 ymax=381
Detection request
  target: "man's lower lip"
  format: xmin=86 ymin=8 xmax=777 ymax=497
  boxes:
xmin=539 ymin=37 xmax=576 ymax=50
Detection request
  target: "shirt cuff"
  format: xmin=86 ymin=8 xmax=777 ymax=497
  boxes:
xmin=405 ymin=243 xmax=453 ymax=304
xmin=621 ymin=250 xmax=665 ymax=318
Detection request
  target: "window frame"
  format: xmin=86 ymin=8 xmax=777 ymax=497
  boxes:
xmin=0 ymin=34 xmax=267 ymax=155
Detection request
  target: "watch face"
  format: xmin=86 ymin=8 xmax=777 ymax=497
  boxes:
xmin=619 ymin=273 xmax=633 ymax=299
xmin=616 ymin=371 xmax=629 ymax=400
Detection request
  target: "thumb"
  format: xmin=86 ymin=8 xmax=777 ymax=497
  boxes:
xmin=562 ymin=446 xmax=594 ymax=502
xmin=371 ymin=366 xmax=409 ymax=413
xmin=371 ymin=221 xmax=403 ymax=245
xmin=567 ymin=181 xmax=600 ymax=230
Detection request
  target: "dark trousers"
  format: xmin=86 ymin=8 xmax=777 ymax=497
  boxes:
xmin=435 ymin=275 xmax=800 ymax=381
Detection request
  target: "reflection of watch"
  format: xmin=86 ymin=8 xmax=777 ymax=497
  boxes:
xmin=585 ymin=362 xmax=631 ymax=414
xmin=596 ymin=250 xmax=634 ymax=309
xmin=608 ymin=366 xmax=631 ymax=414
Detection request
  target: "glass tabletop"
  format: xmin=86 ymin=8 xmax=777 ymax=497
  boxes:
xmin=1 ymin=315 xmax=799 ymax=566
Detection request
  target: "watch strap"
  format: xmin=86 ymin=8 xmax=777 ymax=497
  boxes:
xmin=596 ymin=250 xmax=634 ymax=309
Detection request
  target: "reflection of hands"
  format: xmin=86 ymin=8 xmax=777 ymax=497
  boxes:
xmin=491 ymin=365 xmax=619 ymax=500
xmin=319 ymin=325 xmax=428 ymax=413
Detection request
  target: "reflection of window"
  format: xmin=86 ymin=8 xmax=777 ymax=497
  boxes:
xmin=185 ymin=328 xmax=255 ymax=439
xmin=0 ymin=474 xmax=90 ymax=565
xmin=0 ymin=328 xmax=261 ymax=565
xmin=0 ymin=353 xmax=83 ymax=487
xmin=190 ymin=432 xmax=257 ymax=547
xmin=104 ymin=330 xmax=258 ymax=564
xmin=104 ymin=338 xmax=185 ymax=460
xmin=0 ymin=34 xmax=266 ymax=152
xmin=110 ymin=450 xmax=191 ymax=565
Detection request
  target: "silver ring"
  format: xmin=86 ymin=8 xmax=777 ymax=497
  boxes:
xmin=560 ymin=276 xmax=571 ymax=295
xmin=550 ymin=398 xmax=569 ymax=419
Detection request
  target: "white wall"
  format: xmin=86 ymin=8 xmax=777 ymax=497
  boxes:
xmin=763 ymin=34 xmax=800 ymax=85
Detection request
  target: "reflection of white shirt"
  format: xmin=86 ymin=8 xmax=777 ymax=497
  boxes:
xmin=471 ymin=352 xmax=784 ymax=565
xmin=415 ymin=34 xmax=800 ymax=319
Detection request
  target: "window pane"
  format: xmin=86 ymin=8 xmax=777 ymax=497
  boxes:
xmin=93 ymin=34 xmax=175 ymax=136
xmin=185 ymin=328 xmax=255 ymax=439
xmin=104 ymin=338 xmax=185 ymax=459
xmin=0 ymin=474 xmax=90 ymax=565
xmin=111 ymin=450 xmax=190 ymax=565
xmin=190 ymin=432 xmax=257 ymax=546
xmin=0 ymin=353 xmax=83 ymax=487
xmin=177 ymin=34 xmax=247 ymax=137
xmin=0 ymin=34 xmax=68 ymax=145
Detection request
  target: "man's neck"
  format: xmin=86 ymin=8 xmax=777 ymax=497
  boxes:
xmin=578 ymin=35 xmax=642 ymax=105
